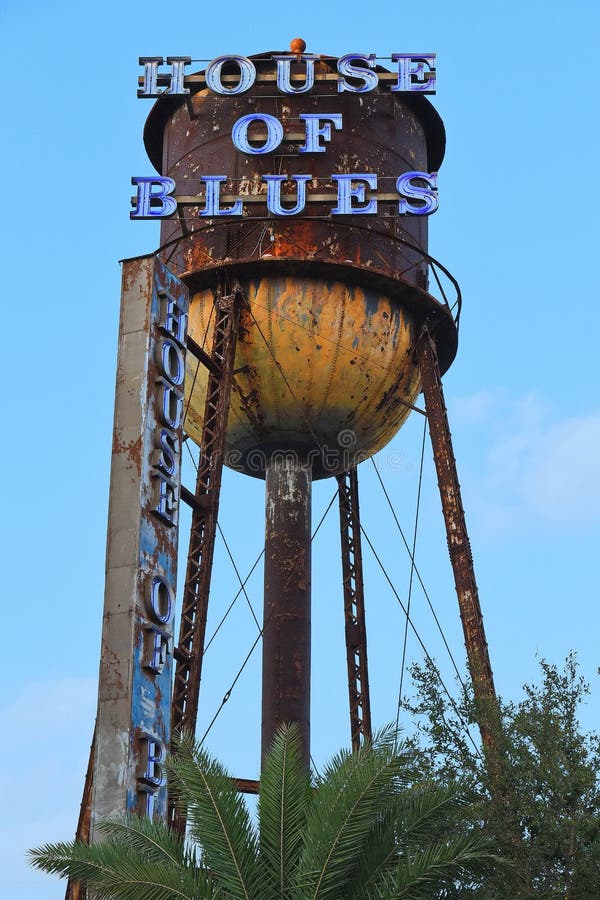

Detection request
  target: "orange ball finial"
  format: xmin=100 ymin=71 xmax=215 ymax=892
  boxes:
xmin=290 ymin=38 xmax=307 ymax=54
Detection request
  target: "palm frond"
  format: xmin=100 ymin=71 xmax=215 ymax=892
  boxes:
xmin=377 ymin=832 xmax=507 ymax=899
xmin=94 ymin=814 xmax=193 ymax=868
xmin=30 ymin=726 xmax=512 ymax=900
xmin=298 ymin=732 xmax=416 ymax=899
xmin=396 ymin=779 xmax=477 ymax=847
xmin=258 ymin=724 xmax=311 ymax=897
xmin=351 ymin=778 xmax=504 ymax=899
xmin=168 ymin=732 xmax=259 ymax=900
xmin=343 ymin=813 xmax=400 ymax=900
xmin=28 ymin=837 xmax=211 ymax=899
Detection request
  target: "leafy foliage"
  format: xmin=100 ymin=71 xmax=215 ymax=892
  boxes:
xmin=29 ymin=725 xmax=504 ymax=899
xmin=403 ymin=652 xmax=600 ymax=898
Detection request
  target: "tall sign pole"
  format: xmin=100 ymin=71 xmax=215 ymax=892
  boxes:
xmin=90 ymin=255 xmax=188 ymax=834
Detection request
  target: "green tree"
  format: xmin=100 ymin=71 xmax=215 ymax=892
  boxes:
xmin=30 ymin=725 xmax=504 ymax=899
xmin=403 ymin=653 xmax=600 ymax=898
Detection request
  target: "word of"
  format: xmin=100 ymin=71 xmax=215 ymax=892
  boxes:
xmin=137 ymin=578 xmax=172 ymax=815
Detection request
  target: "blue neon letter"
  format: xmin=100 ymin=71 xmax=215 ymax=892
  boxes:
xmin=273 ymin=54 xmax=319 ymax=94
xmin=231 ymin=114 xmax=284 ymax=155
xmin=264 ymin=175 xmax=312 ymax=215
xmin=331 ymin=174 xmax=377 ymax=214
xmin=164 ymin=56 xmax=191 ymax=95
xmin=138 ymin=57 xmax=163 ymax=98
xmin=396 ymin=171 xmax=438 ymax=215
xmin=299 ymin=114 xmax=343 ymax=153
xmin=337 ymin=54 xmax=378 ymax=93
xmin=199 ymin=176 xmax=243 ymax=216
xmin=205 ymin=56 xmax=256 ymax=94
xmin=131 ymin=177 xmax=177 ymax=219
xmin=391 ymin=55 xmax=436 ymax=93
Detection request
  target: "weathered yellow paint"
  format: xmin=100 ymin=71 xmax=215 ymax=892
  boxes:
xmin=184 ymin=276 xmax=421 ymax=478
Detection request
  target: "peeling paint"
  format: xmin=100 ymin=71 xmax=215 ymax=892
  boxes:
xmin=92 ymin=257 xmax=189 ymax=834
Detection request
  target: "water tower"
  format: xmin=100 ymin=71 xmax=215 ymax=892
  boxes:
xmin=73 ymin=44 xmax=499 ymax=879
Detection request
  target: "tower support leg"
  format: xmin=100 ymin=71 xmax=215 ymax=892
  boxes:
xmin=417 ymin=326 xmax=500 ymax=761
xmin=169 ymin=285 xmax=242 ymax=833
xmin=262 ymin=456 xmax=312 ymax=768
xmin=418 ymin=324 xmax=530 ymax=884
xmin=337 ymin=468 xmax=372 ymax=751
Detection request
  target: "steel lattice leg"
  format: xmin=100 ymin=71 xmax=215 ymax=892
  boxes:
xmin=337 ymin=468 xmax=372 ymax=751
xmin=169 ymin=286 xmax=243 ymax=833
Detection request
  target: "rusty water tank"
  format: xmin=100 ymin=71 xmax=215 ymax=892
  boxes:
xmin=143 ymin=52 xmax=457 ymax=478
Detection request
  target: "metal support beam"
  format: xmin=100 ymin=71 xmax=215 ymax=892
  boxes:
xmin=336 ymin=468 xmax=372 ymax=751
xmin=417 ymin=325 xmax=500 ymax=757
xmin=262 ymin=456 xmax=312 ymax=768
xmin=169 ymin=286 xmax=243 ymax=832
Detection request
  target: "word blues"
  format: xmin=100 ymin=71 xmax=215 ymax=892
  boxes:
xmin=138 ymin=53 xmax=436 ymax=98
xmin=131 ymin=172 xmax=439 ymax=219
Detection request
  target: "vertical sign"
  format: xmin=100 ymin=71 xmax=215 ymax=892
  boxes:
xmin=91 ymin=255 xmax=188 ymax=834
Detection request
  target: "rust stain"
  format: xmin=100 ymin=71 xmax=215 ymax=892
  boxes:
xmin=184 ymin=276 xmax=423 ymax=478
xmin=112 ymin=433 xmax=144 ymax=471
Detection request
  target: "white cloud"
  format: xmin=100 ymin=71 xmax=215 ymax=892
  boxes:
xmin=449 ymin=387 xmax=500 ymax=425
xmin=522 ymin=413 xmax=600 ymax=524
xmin=452 ymin=390 xmax=600 ymax=534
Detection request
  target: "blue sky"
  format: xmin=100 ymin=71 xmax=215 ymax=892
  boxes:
xmin=2 ymin=0 xmax=599 ymax=896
